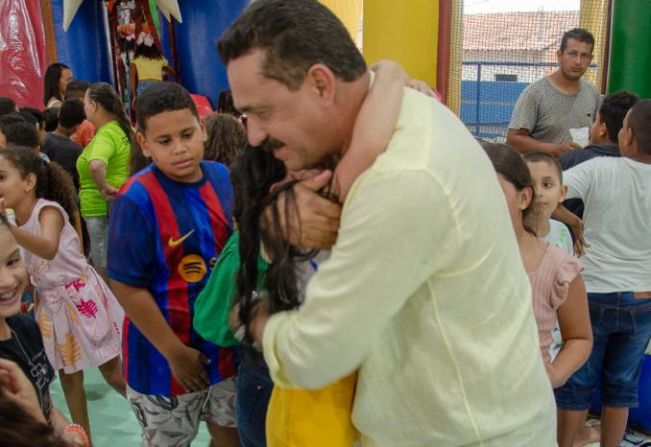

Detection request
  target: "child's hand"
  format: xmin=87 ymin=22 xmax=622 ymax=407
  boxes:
xmin=407 ymin=79 xmax=437 ymax=97
xmin=250 ymin=300 xmax=271 ymax=348
xmin=545 ymin=363 xmax=568 ymax=388
xmin=0 ymin=358 xmax=46 ymax=423
xmin=570 ymin=219 xmax=589 ymax=257
xmin=167 ymin=345 xmax=210 ymax=393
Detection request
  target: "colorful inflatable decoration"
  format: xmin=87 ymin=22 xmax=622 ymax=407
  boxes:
xmin=63 ymin=0 xmax=181 ymax=30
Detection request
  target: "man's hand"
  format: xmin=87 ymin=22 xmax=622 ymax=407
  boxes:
xmin=166 ymin=345 xmax=210 ymax=392
xmin=553 ymin=141 xmax=581 ymax=157
xmin=269 ymin=170 xmax=342 ymax=250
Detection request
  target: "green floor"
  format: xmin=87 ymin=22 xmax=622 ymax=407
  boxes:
xmin=50 ymin=368 xmax=212 ymax=446
xmin=51 ymin=369 xmax=650 ymax=447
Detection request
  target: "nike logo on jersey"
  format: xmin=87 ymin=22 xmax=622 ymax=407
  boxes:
xmin=168 ymin=230 xmax=195 ymax=248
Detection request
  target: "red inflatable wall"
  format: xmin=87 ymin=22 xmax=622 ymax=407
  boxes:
xmin=0 ymin=0 xmax=48 ymax=108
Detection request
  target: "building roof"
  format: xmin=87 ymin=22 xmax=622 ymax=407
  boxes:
xmin=463 ymin=11 xmax=580 ymax=51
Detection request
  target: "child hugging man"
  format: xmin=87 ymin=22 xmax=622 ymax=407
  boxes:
xmin=107 ymin=82 xmax=238 ymax=447
xmin=554 ymin=100 xmax=651 ymax=447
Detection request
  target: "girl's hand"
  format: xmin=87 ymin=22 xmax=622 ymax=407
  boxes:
xmin=250 ymin=300 xmax=271 ymax=348
xmin=0 ymin=358 xmax=45 ymax=423
xmin=407 ymin=79 xmax=437 ymax=97
xmin=166 ymin=345 xmax=210 ymax=393
xmin=0 ymin=197 xmax=6 ymax=216
xmin=545 ymin=363 xmax=568 ymax=388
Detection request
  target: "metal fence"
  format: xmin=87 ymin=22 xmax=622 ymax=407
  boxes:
xmin=460 ymin=61 xmax=597 ymax=141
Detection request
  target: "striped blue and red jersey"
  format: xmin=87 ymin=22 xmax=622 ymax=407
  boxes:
xmin=108 ymin=162 xmax=236 ymax=396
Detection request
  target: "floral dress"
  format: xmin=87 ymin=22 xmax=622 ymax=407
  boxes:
xmin=20 ymin=199 xmax=123 ymax=373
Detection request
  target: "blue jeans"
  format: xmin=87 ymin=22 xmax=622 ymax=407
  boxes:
xmin=555 ymin=292 xmax=651 ymax=409
xmin=236 ymin=353 xmax=274 ymax=447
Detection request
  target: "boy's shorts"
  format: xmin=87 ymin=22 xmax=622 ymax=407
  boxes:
xmin=127 ymin=378 xmax=237 ymax=447
xmin=555 ymin=292 xmax=651 ymax=409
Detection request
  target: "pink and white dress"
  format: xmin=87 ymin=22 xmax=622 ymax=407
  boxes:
xmin=20 ymin=199 xmax=123 ymax=373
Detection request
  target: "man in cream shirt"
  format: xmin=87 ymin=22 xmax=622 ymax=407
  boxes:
xmin=219 ymin=1 xmax=556 ymax=445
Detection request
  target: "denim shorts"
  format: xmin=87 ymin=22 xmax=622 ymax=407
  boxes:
xmin=555 ymin=292 xmax=651 ymax=409
xmin=84 ymin=216 xmax=108 ymax=269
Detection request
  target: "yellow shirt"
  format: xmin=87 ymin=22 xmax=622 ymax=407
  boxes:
xmin=132 ymin=56 xmax=167 ymax=81
xmin=263 ymin=88 xmax=556 ymax=446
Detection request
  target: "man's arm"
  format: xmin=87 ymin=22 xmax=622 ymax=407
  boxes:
xmin=506 ymin=129 xmax=579 ymax=156
xmin=258 ymin=170 xmax=459 ymax=388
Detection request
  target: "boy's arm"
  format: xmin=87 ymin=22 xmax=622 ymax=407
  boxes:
xmin=110 ymin=281 xmax=210 ymax=392
xmin=332 ymin=60 xmax=407 ymax=201
xmin=552 ymin=205 xmax=587 ymax=256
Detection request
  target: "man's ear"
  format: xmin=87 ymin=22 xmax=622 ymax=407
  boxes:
xmin=306 ymin=63 xmax=336 ymax=105
xmin=136 ymin=131 xmax=151 ymax=157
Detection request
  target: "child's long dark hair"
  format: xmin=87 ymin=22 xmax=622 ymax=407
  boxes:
xmin=231 ymin=145 xmax=316 ymax=341
xmin=86 ymin=82 xmax=136 ymax=168
xmin=0 ymin=146 xmax=78 ymax=224
xmin=482 ymin=142 xmax=536 ymax=233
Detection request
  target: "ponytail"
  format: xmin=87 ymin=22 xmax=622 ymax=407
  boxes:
xmin=87 ymin=82 xmax=136 ymax=167
xmin=0 ymin=146 xmax=78 ymax=227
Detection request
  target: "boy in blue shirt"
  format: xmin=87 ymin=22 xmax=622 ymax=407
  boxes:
xmin=108 ymin=82 xmax=238 ymax=446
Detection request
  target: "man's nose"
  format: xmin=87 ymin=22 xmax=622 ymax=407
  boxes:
xmin=246 ymin=119 xmax=268 ymax=147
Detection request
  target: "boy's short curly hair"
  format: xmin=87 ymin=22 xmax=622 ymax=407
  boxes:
xmin=136 ymin=82 xmax=198 ymax=133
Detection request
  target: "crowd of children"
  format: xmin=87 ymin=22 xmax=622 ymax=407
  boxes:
xmin=0 ymin=26 xmax=650 ymax=447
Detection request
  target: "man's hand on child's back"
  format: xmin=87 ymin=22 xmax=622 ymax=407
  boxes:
xmin=167 ymin=345 xmax=210 ymax=392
